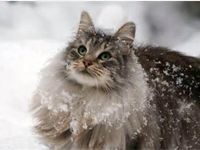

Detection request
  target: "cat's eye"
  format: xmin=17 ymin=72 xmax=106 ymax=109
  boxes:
xmin=78 ymin=45 xmax=87 ymax=56
xmin=98 ymin=52 xmax=112 ymax=61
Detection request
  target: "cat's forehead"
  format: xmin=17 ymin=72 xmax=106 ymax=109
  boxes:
xmin=77 ymin=30 xmax=118 ymax=51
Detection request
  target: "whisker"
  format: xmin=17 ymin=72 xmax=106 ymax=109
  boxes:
xmin=87 ymin=68 xmax=102 ymax=77
xmin=88 ymin=70 xmax=100 ymax=78
xmin=90 ymin=67 xmax=104 ymax=74
xmin=92 ymin=71 xmax=102 ymax=77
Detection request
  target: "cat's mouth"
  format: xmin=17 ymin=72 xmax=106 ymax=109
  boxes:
xmin=68 ymin=64 xmax=113 ymax=89
xmin=73 ymin=65 xmax=96 ymax=78
xmin=79 ymin=69 xmax=92 ymax=77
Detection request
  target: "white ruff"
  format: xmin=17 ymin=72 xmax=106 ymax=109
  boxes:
xmin=32 ymin=50 xmax=151 ymax=149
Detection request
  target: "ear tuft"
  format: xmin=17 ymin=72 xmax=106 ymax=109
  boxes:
xmin=114 ymin=22 xmax=136 ymax=44
xmin=77 ymin=11 xmax=95 ymax=36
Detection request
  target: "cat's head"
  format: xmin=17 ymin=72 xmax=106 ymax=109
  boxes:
xmin=65 ymin=11 xmax=135 ymax=91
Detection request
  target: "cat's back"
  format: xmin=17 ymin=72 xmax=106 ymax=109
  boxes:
xmin=134 ymin=46 xmax=200 ymax=101
xmin=134 ymin=46 xmax=200 ymax=149
xmin=134 ymin=46 xmax=200 ymax=69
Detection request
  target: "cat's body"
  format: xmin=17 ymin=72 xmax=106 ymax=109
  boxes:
xmin=31 ymin=11 xmax=200 ymax=150
xmin=134 ymin=46 xmax=200 ymax=149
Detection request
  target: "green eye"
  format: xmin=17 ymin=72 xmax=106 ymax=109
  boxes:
xmin=78 ymin=45 xmax=87 ymax=56
xmin=98 ymin=52 xmax=111 ymax=61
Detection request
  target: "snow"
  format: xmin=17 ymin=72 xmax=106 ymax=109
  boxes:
xmin=0 ymin=39 xmax=64 ymax=149
xmin=0 ymin=2 xmax=199 ymax=150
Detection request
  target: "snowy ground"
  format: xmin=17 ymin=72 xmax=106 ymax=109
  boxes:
xmin=0 ymin=2 xmax=199 ymax=150
xmin=0 ymin=40 xmax=65 ymax=150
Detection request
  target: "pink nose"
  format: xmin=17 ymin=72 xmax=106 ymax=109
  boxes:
xmin=83 ymin=60 xmax=93 ymax=67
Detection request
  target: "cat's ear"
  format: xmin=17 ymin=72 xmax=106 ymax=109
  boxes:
xmin=77 ymin=11 xmax=95 ymax=36
xmin=114 ymin=22 xmax=136 ymax=45
xmin=114 ymin=22 xmax=135 ymax=55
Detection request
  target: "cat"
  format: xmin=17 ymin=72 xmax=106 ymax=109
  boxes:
xmin=31 ymin=11 xmax=200 ymax=150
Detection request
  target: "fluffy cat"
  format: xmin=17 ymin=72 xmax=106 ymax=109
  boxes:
xmin=31 ymin=11 xmax=200 ymax=150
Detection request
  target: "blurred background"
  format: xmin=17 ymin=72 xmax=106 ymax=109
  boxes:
xmin=1 ymin=1 xmax=200 ymax=55
xmin=0 ymin=1 xmax=200 ymax=149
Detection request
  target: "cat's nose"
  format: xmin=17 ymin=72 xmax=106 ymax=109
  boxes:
xmin=83 ymin=60 xmax=93 ymax=67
